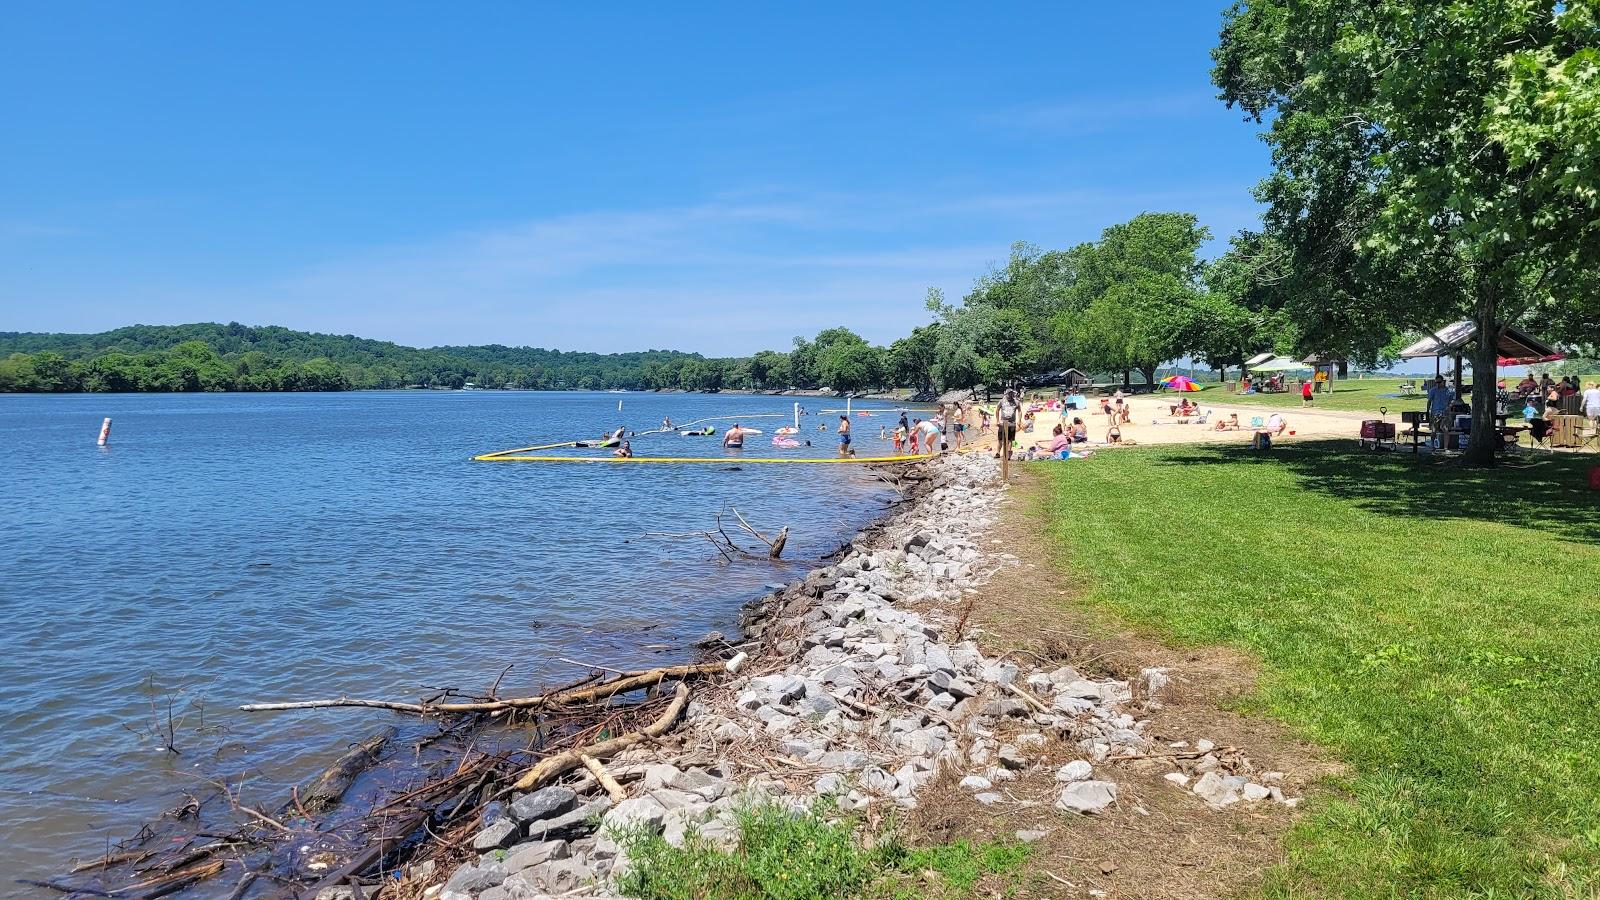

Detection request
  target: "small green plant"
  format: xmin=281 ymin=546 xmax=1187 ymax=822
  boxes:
xmin=892 ymin=840 xmax=1031 ymax=896
xmin=615 ymin=796 xmax=895 ymax=900
xmin=614 ymin=796 xmax=1031 ymax=900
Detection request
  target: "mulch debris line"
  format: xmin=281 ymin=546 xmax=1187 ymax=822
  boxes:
xmin=48 ymin=455 xmax=1300 ymax=900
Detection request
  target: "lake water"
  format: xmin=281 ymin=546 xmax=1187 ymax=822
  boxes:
xmin=0 ymin=391 xmax=907 ymax=891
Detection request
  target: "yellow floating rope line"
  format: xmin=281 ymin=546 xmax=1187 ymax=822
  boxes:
xmin=473 ymin=453 xmax=929 ymax=464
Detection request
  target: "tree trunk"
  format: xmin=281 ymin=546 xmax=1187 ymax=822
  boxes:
xmin=1465 ymin=288 xmax=1501 ymax=467
xmin=1122 ymin=370 xmax=1131 ymax=387
xmin=1337 ymin=359 xmax=1349 ymax=378
xmin=1138 ymin=366 xmax=1157 ymax=387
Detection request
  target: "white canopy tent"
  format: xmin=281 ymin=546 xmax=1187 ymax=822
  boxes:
xmin=1248 ymin=355 xmax=1312 ymax=372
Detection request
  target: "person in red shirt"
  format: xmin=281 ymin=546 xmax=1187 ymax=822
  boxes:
xmin=1302 ymin=380 xmax=1314 ymax=407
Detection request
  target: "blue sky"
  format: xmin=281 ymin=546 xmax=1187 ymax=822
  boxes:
xmin=1 ymin=3 xmax=1270 ymax=354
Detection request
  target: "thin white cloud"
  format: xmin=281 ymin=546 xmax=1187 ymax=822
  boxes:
xmin=981 ymin=91 xmax=1219 ymax=134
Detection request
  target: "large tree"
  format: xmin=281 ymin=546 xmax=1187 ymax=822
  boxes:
xmin=1214 ymin=0 xmax=1600 ymax=464
xmin=1053 ymin=213 xmax=1212 ymax=385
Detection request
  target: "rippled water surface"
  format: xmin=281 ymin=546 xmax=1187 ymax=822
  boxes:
xmin=0 ymin=391 xmax=906 ymax=889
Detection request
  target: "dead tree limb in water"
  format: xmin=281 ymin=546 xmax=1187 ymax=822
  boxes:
xmin=728 ymin=506 xmax=788 ymax=558
xmin=510 ymin=683 xmax=690 ymax=791
xmin=239 ymin=662 xmax=720 ymax=715
xmin=288 ymin=726 xmax=396 ymax=816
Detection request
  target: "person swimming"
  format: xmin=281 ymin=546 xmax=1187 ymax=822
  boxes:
xmin=723 ymin=423 xmax=746 ymax=449
xmin=613 ymin=441 xmax=633 ymax=458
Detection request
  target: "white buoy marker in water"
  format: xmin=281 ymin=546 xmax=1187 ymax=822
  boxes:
xmin=97 ymin=417 xmax=112 ymax=446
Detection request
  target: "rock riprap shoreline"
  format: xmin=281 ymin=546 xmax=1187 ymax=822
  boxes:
xmin=422 ymin=453 xmax=1296 ymax=900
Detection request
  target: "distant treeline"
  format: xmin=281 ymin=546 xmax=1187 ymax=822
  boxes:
xmin=0 ymin=322 xmax=936 ymax=394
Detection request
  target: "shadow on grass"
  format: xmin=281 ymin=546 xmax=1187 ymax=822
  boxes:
xmin=1146 ymin=440 xmax=1600 ymax=544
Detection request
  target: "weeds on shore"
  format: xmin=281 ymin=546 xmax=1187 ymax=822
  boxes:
xmin=614 ymin=796 xmax=1030 ymax=899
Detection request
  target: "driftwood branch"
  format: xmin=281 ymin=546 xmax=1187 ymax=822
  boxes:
xmin=510 ymin=683 xmax=690 ymax=791
xmin=728 ymin=506 xmax=789 ymax=559
xmin=289 ymin=727 xmax=395 ymax=815
xmin=579 ymin=754 xmax=628 ymax=802
xmin=240 ymin=662 xmax=721 ymax=715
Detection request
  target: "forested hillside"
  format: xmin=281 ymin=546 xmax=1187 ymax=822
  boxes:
xmin=0 ymin=323 xmax=716 ymax=392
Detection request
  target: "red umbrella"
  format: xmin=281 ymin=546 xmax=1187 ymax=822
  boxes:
xmin=1499 ymin=353 xmax=1565 ymax=366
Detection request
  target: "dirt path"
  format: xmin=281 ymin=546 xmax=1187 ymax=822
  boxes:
xmin=901 ymin=469 xmax=1340 ymax=899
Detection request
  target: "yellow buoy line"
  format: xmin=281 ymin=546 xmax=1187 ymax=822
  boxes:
xmin=473 ymin=452 xmax=928 ymax=464
xmin=472 ymin=407 xmax=948 ymax=465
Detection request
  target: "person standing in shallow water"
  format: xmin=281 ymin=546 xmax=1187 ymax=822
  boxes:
xmin=837 ymin=414 xmax=853 ymax=457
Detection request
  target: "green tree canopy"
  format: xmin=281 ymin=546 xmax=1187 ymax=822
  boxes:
xmin=1213 ymin=0 xmax=1600 ymax=463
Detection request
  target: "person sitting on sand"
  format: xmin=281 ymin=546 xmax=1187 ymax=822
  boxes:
xmin=1070 ymin=417 xmax=1089 ymax=443
xmin=1115 ymin=398 xmax=1130 ymax=424
xmin=723 ymin=424 xmax=746 ymax=449
xmin=1214 ymin=413 xmax=1240 ymax=431
xmin=1043 ymin=423 xmax=1069 ymax=455
xmin=614 ymin=441 xmax=633 ymax=458
xmin=1106 ymin=424 xmax=1122 ymax=444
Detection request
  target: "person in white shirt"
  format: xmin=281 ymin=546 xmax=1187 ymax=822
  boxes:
xmin=1583 ymin=381 xmax=1600 ymax=426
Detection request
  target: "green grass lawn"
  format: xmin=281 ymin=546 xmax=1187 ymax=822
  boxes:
xmin=1203 ymin=377 xmax=1428 ymax=415
xmin=1032 ymin=444 xmax=1600 ymax=897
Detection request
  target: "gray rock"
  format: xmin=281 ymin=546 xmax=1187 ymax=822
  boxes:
xmin=815 ymin=773 xmax=846 ymax=794
xmin=1141 ymin=666 xmax=1172 ymax=698
xmin=750 ymin=674 xmax=805 ymax=703
xmin=511 ymin=786 xmax=577 ymax=824
xmin=896 ymin=728 xmax=946 ymax=756
xmin=924 ymin=645 xmax=957 ymax=675
xmin=996 ymin=745 xmax=1027 ymax=770
xmin=504 ymin=839 xmax=570 ymax=873
xmin=1060 ymin=679 xmax=1103 ymax=700
xmin=979 ymin=661 xmax=1019 ymax=685
xmin=817 ymin=750 xmax=871 ymax=771
xmin=670 ymin=767 xmax=729 ymax=799
xmin=1053 ymin=694 xmax=1095 ymax=715
xmin=527 ymin=796 xmax=612 ymax=839
xmin=958 ymin=774 xmax=992 ymax=791
xmin=1016 ymin=829 xmax=1049 ymax=843
xmin=979 ymin=699 xmax=1029 ymax=719
xmin=713 ymin=720 xmax=746 ymax=741
xmin=973 ymin=792 xmax=1004 ymax=805
xmin=595 ymin=797 xmax=667 ymax=859
xmin=641 ymin=763 xmax=683 ymax=791
xmin=524 ymin=858 xmax=594 ymax=894
xmin=444 ymin=862 xmax=507 ymax=894
xmin=1191 ymin=771 xmax=1244 ymax=808
xmin=944 ymin=677 xmax=978 ymax=699
xmin=1055 ymin=760 xmax=1094 ymax=783
xmin=472 ymin=817 xmax=520 ymax=851
xmin=1056 ymin=780 xmax=1117 ymax=814
xmin=648 ymin=788 xmax=710 ymax=812
xmin=889 ymin=715 xmax=923 ymax=734
xmin=798 ymin=694 xmax=839 ymax=717
xmin=859 ymin=766 xmax=897 ymax=794
xmin=1242 ymin=782 xmax=1272 ymax=802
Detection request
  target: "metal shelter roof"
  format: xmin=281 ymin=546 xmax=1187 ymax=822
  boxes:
xmin=1397 ymin=321 xmax=1563 ymax=364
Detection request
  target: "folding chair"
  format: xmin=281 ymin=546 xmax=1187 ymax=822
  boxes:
xmin=1528 ymin=417 xmax=1553 ymax=450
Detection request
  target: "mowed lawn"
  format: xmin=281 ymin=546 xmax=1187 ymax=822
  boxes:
xmin=1208 ymin=377 xmax=1426 ymax=415
xmin=1032 ymin=444 xmax=1600 ymax=897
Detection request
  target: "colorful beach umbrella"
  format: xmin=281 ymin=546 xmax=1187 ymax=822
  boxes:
xmin=1165 ymin=375 xmax=1201 ymax=392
